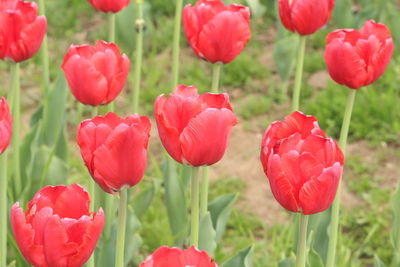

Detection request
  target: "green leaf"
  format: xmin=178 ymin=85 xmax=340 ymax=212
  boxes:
xmin=374 ymin=254 xmax=385 ymax=267
xmin=307 ymin=209 xmax=332 ymax=263
xmin=208 ymin=193 xmax=237 ymax=242
xmin=221 ymin=245 xmax=254 ymax=267
xmin=198 ymin=212 xmax=217 ymax=256
xmin=133 ymin=179 xmax=159 ymax=219
xmin=279 ymin=258 xmax=294 ymax=267
xmin=161 ymin=158 xmax=188 ymax=244
xmin=307 ymin=248 xmax=324 ymax=267
xmin=273 ymin=35 xmax=299 ymax=80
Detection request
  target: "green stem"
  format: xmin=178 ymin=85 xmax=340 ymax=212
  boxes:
xmin=11 ymin=63 xmax=21 ymax=196
xmin=211 ymin=63 xmax=222 ymax=93
xmin=326 ymin=89 xmax=357 ymax=267
xmin=296 ymin=214 xmax=308 ymax=267
xmin=0 ymin=153 xmax=8 ymax=266
xmin=108 ymin=12 xmax=116 ymax=113
xmin=133 ymin=0 xmax=144 ymax=113
xmin=200 ymin=167 xmax=209 ymax=217
xmin=104 ymin=193 xmax=115 ymax=239
xmin=87 ymin=179 xmax=96 ymax=267
xmin=191 ymin=167 xmax=200 ymax=247
xmin=291 ymin=35 xmax=306 ymax=112
xmin=172 ymin=0 xmax=184 ymax=87
xmin=38 ymin=0 xmax=50 ymax=94
xmin=115 ymin=189 xmax=128 ymax=267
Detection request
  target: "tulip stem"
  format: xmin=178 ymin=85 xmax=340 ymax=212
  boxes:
xmin=11 ymin=63 xmax=21 ymax=196
xmin=191 ymin=167 xmax=200 ymax=247
xmin=326 ymin=89 xmax=357 ymax=267
xmin=291 ymin=35 xmax=306 ymax=112
xmin=87 ymin=179 xmax=96 ymax=267
xmin=133 ymin=0 xmax=144 ymax=114
xmin=104 ymin=193 xmax=115 ymax=239
xmin=108 ymin=12 xmax=116 ymax=112
xmin=296 ymin=214 xmax=308 ymax=267
xmin=200 ymin=166 xmax=209 ymax=217
xmin=0 ymin=153 xmax=8 ymax=266
xmin=38 ymin=0 xmax=50 ymax=94
xmin=211 ymin=63 xmax=222 ymax=93
xmin=115 ymin=189 xmax=128 ymax=267
xmin=172 ymin=0 xmax=184 ymax=86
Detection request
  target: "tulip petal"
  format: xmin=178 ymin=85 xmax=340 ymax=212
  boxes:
xmin=180 ymin=108 xmax=237 ymax=166
xmin=200 ymin=93 xmax=233 ymax=110
xmin=299 ymin=163 xmax=342 ymax=214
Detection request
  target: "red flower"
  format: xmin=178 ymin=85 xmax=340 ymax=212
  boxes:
xmin=260 ymin=111 xmax=344 ymax=215
xmin=87 ymin=0 xmax=130 ymax=13
xmin=77 ymin=112 xmax=151 ymax=194
xmin=140 ymin=246 xmax=217 ymax=267
xmin=0 ymin=97 xmax=12 ymax=154
xmin=155 ymin=85 xmax=237 ymax=167
xmin=183 ymin=0 xmax=251 ymax=64
xmin=11 ymin=184 xmax=104 ymax=267
xmin=278 ymin=0 xmax=334 ymax=35
xmin=62 ymin=40 xmax=130 ymax=106
xmin=324 ymin=20 xmax=394 ymax=89
xmin=0 ymin=0 xmax=47 ymax=62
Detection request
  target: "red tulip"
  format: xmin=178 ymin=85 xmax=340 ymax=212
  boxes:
xmin=260 ymin=111 xmax=344 ymax=215
xmin=0 ymin=97 xmax=12 ymax=154
xmin=0 ymin=0 xmax=47 ymax=62
xmin=62 ymin=40 xmax=130 ymax=106
xmin=140 ymin=246 xmax=217 ymax=267
xmin=77 ymin=112 xmax=151 ymax=194
xmin=278 ymin=0 xmax=334 ymax=35
xmin=324 ymin=20 xmax=394 ymax=89
xmin=155 ymin=85 xmax=237 ymax=167
xmin=87 ymin=0 xmax=130 ymax=13
xmin=11 ymin=184 xmax=104 ymax=267
xmin=183 ymin=0 xmax=251 ymax=64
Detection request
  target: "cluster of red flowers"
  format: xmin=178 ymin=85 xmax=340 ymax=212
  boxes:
xmin=0 ymin=0 xmax=394 ymax=266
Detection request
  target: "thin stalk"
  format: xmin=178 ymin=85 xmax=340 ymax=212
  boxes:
xmin=291 ymin=35 xmax=306 ymax=112
xmin=211 ymin=63 xmax=222 ymax=93
xmin=115 ymin=189 xmax=128 ymax=267
xmin=133 ymin=0 xmax=144 ymax=113
xmin=108 ymin=12 xmax=116 ymax=112
xmin=11 ymin=63 xmax=21 ymax=195
xmin=172 ymin=0 xmax=184 ymax=86
xmin=191 ymin=167 xmax=200 ymax=247
xmin=38 ymin=0 xmax=50 ymax=94
xmin=200 ymin=167 xmax=209 ymax=217
xmin=326 ymin=89 xmax=357 ymax=267
xmin=296 ymin=214 xmax=309 ymax=267
xmin=86 ymin=179 xmax=96 ymax=267
xmin=104 ymin=194 xmax=115 ymax=239
xmin=0 ymin=153 xmax=8 ymax=266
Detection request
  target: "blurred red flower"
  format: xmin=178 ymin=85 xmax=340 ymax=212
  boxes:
xmin=62 ymin=40 xmax=130 ymax=106
xmin=260 ymin=111 xmax=344 ymax=215
xmin=155 ymin=85 xmax=237 ymax=167
xmin=87 ymin=0 xmax=130 ymax=13
xmin=11 ymin=184 xmax=104 ymax=267
xmin=325 ymin=20 xmax=394 ymax=89
xmin=140 ymin=246 xmax=217 ymax=267
xmin=0 ymin=97 xmax=12 ymax=154
xmin=278 ymin=0 xmax=334 ymax=35
xmin=183 ymin=0 xmax=251 ymax=64
xmin=77 ymin=112 xmax=151 ymax=194
xmin=0 ymin=0 xmax=47 ymax=62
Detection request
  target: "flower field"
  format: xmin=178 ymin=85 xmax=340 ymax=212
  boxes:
xmin=1 ymin=0 xmax=400 ymax=266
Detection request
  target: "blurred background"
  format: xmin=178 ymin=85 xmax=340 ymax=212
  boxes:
xmin=1 ymin=0 xmax=400 ymax=266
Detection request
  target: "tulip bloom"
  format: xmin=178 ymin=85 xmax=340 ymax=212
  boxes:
xmin=155 ymin=85 xmax=237 ymax=167
xmin=77 ymin=112 xmax=151 ymax=194
xmin=324 ymin=20 xmax=394 ymax=89
xmin=183 ymin=0 xmax=251 ymax=64
xmin=278 ymin=0 xmax=334 ymax=35
xmin=0 ymin=97 xmax=12 ymax=154
xmin=141 ymin=246 xmax=217 ymax=267
xmin=87 ymin=0 xmax=130 ymax=13
xmin=11 ymin=184 xmax=104 ymax=267
xmin=260 ymin=111 xmax=344 ymax=215
xmin=62 ymin=40 xmax=130 ymax=106
xmin=0 ymin=0 xmax=47 ymax=62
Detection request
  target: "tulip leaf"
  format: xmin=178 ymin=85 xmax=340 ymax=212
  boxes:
xmin=198 ymin=212 xmax=217 ymax=256
xmin=244 ymin=0 xmax=266 ymax=19
xmin=208 ymin=193 xmax=237 ymax=242
xmin=374 ymin=254 xmax=385 ymax=267
xmin=391 ymin=182 xmax=400 ymax=263
xmin=279 ymin=258 xmax=294 ymax=267
xmin=133 ymin=179 xmax=160 ymax=219
xmin=307 ymin=248 xmax=324 ymax=267
xmin=273 ymin=35 xmax=299 ymax=80
xmin=307 ymin=208 xmax=332 ymax=263
xmin=221 ymin=245 xmax=254 ymax=267
xmin=161 ymin=158 xmax=188 ymax=244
